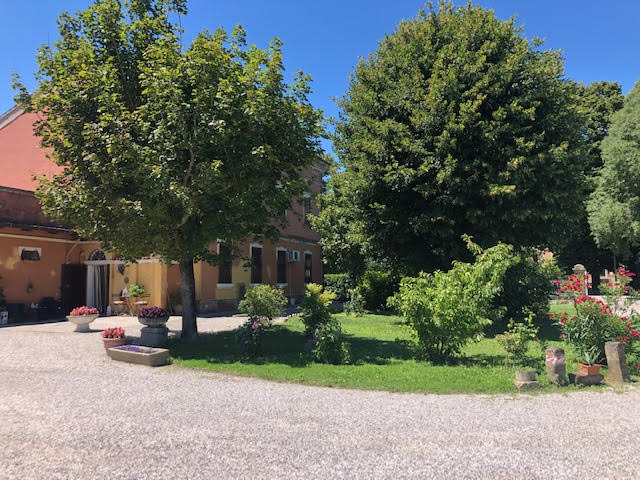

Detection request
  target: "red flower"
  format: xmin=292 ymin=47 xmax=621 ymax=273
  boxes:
xmin=631 ymin=331 xmax=639 ymax=338
xmin=559 ymin=334 xmax=565 ymax=340
xmin=623 ymin=336 xmax=629 ymax=343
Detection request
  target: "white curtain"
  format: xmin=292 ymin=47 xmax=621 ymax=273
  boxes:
xmin=86 ymin=265 xmax=96 ymax=308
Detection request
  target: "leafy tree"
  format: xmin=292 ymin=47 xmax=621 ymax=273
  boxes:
xmin=14 ymin=0 xmax=323 ymax=341
xmin=314 ymin=2 xmax=586 ymax=275
xmin=555 ymin=81 xmax=623 ymax=279
xmin=588 ymin=80 xmax=640 ymax=258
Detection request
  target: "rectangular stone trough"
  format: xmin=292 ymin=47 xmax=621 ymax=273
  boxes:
xmin=107 ymin=345 xmax=170 ymax=367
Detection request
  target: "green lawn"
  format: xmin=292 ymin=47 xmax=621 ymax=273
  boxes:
xmin=169 ymin=309 xmax=606 ymax=395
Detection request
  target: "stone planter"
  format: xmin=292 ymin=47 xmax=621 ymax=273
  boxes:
xmin=67 ymin=314 xmax=99 ymax=332
xmin=107 ymin=345 xmax=170 ymax=367
xmin=102 ymin=337 xmax=126 ymax=352
xmin=138 ymin=314 xmax=170 ymax=347
xmin=137 ymin=314 xmax=169 ymax=328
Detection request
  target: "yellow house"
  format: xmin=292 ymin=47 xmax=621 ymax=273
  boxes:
xmin=0 ymin=107 xmax=324 ymax=321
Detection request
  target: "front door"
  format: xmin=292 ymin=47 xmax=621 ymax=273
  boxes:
xmin=61 ymin=264 xmax=87 ymax=314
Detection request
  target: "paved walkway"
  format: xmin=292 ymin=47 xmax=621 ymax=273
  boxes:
xmin=1 ymin=319 xmax=640 ymax=479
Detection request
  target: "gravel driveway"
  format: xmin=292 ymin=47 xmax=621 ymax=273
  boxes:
xmin=1 ymin=321 xmax=640 ymax=480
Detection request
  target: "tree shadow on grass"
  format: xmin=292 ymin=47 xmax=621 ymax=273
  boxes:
xmin=169 ymin=324 xmax=417 ymax=367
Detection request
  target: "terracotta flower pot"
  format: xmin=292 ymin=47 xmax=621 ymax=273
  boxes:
xmin=102 ymin=337 xmax=126 ymax=352
xmin=578 ymin=363 xmax=601 ymax=376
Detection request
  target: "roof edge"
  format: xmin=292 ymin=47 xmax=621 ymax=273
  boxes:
xmin=0 ymin=105 xmax=24 ymax=131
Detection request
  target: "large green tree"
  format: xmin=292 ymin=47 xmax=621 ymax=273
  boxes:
xmin=14 ymin=0 xmax=323 ymax=340
xmin=555 ymin=81 xmax=623 ymax=279
xmin=313 ymin=2 xmax=586 ymax=275
xmin=588 ymin=80 xmax=640 ymax=258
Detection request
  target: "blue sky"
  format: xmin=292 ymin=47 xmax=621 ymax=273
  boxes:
xmin=2 ymin=0 xmax=639 ymax=153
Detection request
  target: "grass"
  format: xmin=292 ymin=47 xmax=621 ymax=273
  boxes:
xmin=169 ymin=306 xmax=610 ymax=395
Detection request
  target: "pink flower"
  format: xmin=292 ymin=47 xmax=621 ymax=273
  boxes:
xmin=251 ymin=322 xmax=259 ymax=330
xmin=559 ymin=334 xmax=565 ymax=340
xmin=631 ymin=331 xmax=639 ymax=338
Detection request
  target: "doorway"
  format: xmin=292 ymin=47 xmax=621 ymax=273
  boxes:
xmin=61 ymin=264 xmax=87 ymax=314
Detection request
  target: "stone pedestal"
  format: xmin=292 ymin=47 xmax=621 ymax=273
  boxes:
xmin=140 ymin=326 xmax=169 ymax=347
xmin=545 ymin=346 xmax=568 ymax=386
xmin=569 ymin=373 xmax=604 ymax=386
xmin=605 ymin=341 xmax=630 ymax=384
xmin=514 ymin=370 xmax=540 ymax=390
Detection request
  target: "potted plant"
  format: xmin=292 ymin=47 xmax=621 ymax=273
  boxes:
xmin=67 ymin=306 xmax=99 ymax=332
xmin=138 ymin=306 xmax=170 ymax=346
xmin=496 ymin=313 xmax=540 ymax=389
xmin=137 ymin=306 xmax=170 ymax=327
xmin=101 ymin=327 xmax=126 ymax=352
xmin=578 ymin=348 xmax=602 ymax=376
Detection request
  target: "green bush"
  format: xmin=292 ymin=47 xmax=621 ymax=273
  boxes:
xmin=299 ymin=283 xmax=336 ymax=335
xmin=495 ymin=311 xmax=539 ymax=367
xmin=389 ymin=239 xmax=516 ymax=361
xmin=344 ymin=288 xmax=366 ymax=316
xmin=324 ymin=273 xmax=353 ymax=302
xmin=357 ymin=269 xmax=400 ymax=311
xmin=307 ymin=318 xmax=351 ymax=365
xmin=238 ymin=284 xmax=287 ymax=325
xmin=490 ymin=253 xmax=561 ymax=334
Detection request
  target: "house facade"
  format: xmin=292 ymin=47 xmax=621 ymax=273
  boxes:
xmin=0 ymin=106 xmax=324 ymax=321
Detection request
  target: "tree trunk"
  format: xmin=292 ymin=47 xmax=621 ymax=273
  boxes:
xmin=179 ymin=258 xmax=198 ymax=342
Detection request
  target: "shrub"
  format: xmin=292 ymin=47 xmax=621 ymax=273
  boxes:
xmin=235 ymin=318 xmax=269 ymax=357
xmin=299 ymin=283 xmax=336 ymax=335
xmin=306 ymin=318 xmax=351 ymax=365
xmin=236 ymin=285 xmax=286 ymax=357
xmin=389 ymin=239 xmax=516 ymax=361
xmin=495 ymin=311 xmax=538 ymax=367
xmin=324 ymin=273 xmax=353 ymax=302
xmin=490 ymin=253 xmax=561 ymax=334
xmin=238 ymin=284 xmax=287 ymax=325
xmin=343 ymin=288 xmax=366 ymax=316
xmin=553 ymin=268 xmax=640 ymax=367
xmin=356 ymin=269 xmax=400 ymax=311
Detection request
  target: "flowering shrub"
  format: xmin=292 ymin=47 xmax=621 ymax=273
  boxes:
xmin=70 ymin=306 xmax=99 ymax=316
xmin=389 ymin=239 xmax=517 ymax=361
xmin=236 ymin=285 xmax=286 ymax=356
xmin=235 ymin=318 xmax=269 ymax=356
xmin=138 ymin=306 xmax=169 ymax=318
xmin=101 ymin=327 xmax=125 ymax=339
xmin=553 ymin=268 xmax=640 ymax=367
xmin=238 ymin=285 xmax=287 ymax=326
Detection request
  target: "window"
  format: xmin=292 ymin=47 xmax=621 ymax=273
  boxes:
xmin=277 ymin=249 xmax=287 ymax=284
xmin=20 ymin=247 xmax=41 ymax=261
xmin=304 ymin=252 xmax=312 ymax=283
xmin=218 ymin=245 xmax=232 ymax=284
xmin=251 ymin=245 xmax=263 ymax=284
xmin=303 ymin=194 xmax=312 ymax=226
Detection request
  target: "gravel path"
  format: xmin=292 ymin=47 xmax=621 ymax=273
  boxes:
xmin=1 ymin=322 xmax=640 ymax=479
